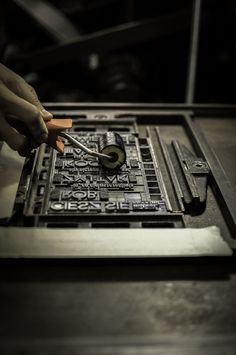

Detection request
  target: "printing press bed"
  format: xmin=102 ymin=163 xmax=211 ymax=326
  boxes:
xmin=0 ymin=103 xmax=235 ymax=354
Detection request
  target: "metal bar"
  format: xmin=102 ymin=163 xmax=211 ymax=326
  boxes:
xmin=60 ymin=132 xmax=112 ymax=160
xmin=172 ymin=140 xmax=199 ymax=198
xmin=155 ymin=128 xmax=185 ymax=212
xmin=13 ymin=0 xmax=79 ymax=43
xmin=43 ymin=102 xmax=236 ymax=117
xmin=185 ymin=0 xmax=202 ymax=103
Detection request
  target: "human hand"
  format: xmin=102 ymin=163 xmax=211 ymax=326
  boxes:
xmin=0 ymin=63 xmax=52 ymax=156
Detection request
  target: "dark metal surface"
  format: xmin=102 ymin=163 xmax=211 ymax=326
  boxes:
xmin=185 ymin=115 xmax=236 ymax=237
xmin=197 ymin=117 xmax=236 ymax=189
xmin=0 ymin=260 xmax=236 ymax=353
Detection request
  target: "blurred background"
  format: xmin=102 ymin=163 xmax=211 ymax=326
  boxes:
xmin=1 ymin=0 xmax=236 ymax=103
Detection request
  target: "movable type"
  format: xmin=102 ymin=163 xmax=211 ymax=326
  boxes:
xmin=53 ymin=174 xmax=62 ymax=184
xmin=117 ymin=202 xmax=130 ymax=212
xmin=129 ymin=174 xmax=137 ymax=184
xmin=128 ymin=136 xmax=135 ymax=144
xmin=100 ymin=190 xmax=109 ymax=201
xmin=30 ymin=131 xmax=166 ymax=217
xmin=105 ymin=202 xmax=117 ymax=212
xmin=50 ymin=189 xmax=61 ymax=200
xmin=55 ymin=158 xmax=63 ymax=169
xmin=89 ymin=201 xmax=101 ymax=212
xmin=130 ymin=159 xmax=139 ymax=168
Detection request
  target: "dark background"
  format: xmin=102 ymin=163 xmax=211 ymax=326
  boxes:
xmin=1 ymin=0 xmax=236 ymax=104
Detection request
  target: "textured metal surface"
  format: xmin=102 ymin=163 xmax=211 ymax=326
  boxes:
xmin=0 ymin=259 xmax=236 ymax=352
xmin=11 ymin=129 xmax=172 ymax=223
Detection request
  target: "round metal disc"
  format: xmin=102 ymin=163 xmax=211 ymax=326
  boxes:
xmin=100 ymin=145 xmax=126 ymax=169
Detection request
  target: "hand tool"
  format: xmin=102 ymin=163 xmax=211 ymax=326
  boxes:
xmin=8 ymin=117 xmax=126 ymax=169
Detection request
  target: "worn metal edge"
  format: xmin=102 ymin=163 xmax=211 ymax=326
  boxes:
xmin=0 ymin=226 xmax=232 ymax=258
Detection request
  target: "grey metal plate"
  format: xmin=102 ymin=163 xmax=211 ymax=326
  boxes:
xmin=0 ymin=226 xmax=231 ymax=258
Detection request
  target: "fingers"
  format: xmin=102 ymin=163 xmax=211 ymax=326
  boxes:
xmin=0 ymin=112 xmax=40 ymax=157
xmin=41 ymin=108 xmax=53 ymax=121
xmin=12 ymin=80 xmax=53 ymax=121
xmin=0 ymin=63 xmax=52 ymax=121
xmin=15 ymin=80 xmax=44 ymax=110
xmin=0 ymin=80 xmax=48 ymax=144
xmin=0 ymin=113 xmax=28 ymax=152
xmin=0 ymin=64 xmax=52 ymax=155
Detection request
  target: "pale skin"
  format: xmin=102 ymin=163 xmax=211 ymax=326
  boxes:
xmin=0 ymin=63 xmax=52 ymax=156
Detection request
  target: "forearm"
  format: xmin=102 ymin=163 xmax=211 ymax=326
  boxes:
xmin=0 ymin=63 xmax=52 ymax=156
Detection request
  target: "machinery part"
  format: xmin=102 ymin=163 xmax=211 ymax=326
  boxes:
xmin=156 ymin=128 xmax=210 ymax=214
xmin=170 ymin=140 xmax=209 ymax=214
xmin=6 ymin=117 xmax=73 ymax=154
xmin=1 ymin=105 xmax=236 ymax=253
xmin=46 ymin=118 xmax=72 ymax=153
xmin=172 ymin=141 xmax=210 ymax=213
xmin=60 ymin=132 xmax=112 ymax=162
xmin=99 ymin=132 xmax=126 ymax=169
xmin=11 ymin=128 xmax=168 ymax=219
